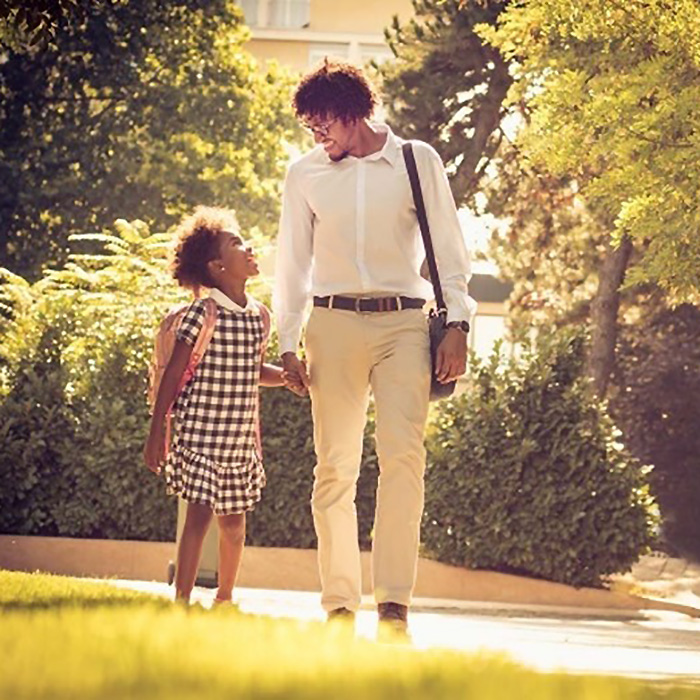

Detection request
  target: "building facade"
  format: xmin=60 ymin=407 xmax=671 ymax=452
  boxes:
xmin=238 ymin=0 xmax=412 ymax=69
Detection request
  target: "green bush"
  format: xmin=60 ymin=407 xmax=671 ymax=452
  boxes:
xmin=0 ymin=222 xmax=181 ymax=541
xmin=422 ymin=332 xmax=659 ymax=588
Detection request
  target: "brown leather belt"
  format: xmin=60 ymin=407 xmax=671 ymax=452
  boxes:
xmin=313 ymin=295 xmax=425 ymax=313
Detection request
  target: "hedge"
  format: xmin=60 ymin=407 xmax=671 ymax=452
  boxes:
xmin=422 ymin=333 xmax=658 ymax=588
xmin=0 ymin=223 xmax=658 ymax=587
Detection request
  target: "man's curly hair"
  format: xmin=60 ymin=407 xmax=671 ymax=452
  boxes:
xmin=171 ymin=206 xmax=239 ymax=293
xmin=293 ymin=59 xmax=378 ymax=122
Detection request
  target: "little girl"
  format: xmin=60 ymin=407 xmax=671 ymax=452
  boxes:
xmin=144 ymin=206 xmax=285 ymax=605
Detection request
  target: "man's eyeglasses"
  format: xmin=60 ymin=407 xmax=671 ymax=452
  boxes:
xmin=301 ymin=117 xmax=338 ymax=137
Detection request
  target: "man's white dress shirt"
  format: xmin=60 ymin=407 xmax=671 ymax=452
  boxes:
xmin=273 ymin=124 xmax=477 ymax=355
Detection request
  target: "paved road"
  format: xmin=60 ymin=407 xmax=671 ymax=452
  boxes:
xmin=113 ymin=580 xmax=700 ymax=686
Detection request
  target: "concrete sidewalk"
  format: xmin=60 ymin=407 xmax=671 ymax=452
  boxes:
xmin=614 ymin=553 xmax=700 ymax=612
xmin=105 ymin=549 xmax=700 ymax=684
xmin=108 ymin=578 xmax=700 ymax=685
xmin=2 ymin=536 xmax=700 ymax=618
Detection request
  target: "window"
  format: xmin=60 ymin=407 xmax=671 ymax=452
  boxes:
xmin=308 ymin=43 xmax=350 ymax=66
xmin=238 ymin=0 xmax=259 ymax=26
xmin=359 ymin=44 xmax=394 ymax=65
xmin=268 ymin=0 xmax=310 ymax=28
xmin=238 ymin=0 xmax=310 ymax=29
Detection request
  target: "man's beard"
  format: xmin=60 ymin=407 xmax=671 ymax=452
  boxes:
xmin=329 ymin=150 xmax=349 ymax=162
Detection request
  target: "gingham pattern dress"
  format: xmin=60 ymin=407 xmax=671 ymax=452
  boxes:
xmin=164 ymin=292 xmax=268 ymax=515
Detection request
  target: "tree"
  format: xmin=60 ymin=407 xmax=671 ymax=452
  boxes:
xmin=0 ymin=0 xmax=298 ymax=278
xmin=379 ymin=0 xmax=511 ymax=206
xmin=485 ymin=142 xmax=607 ymax=340
xmin=480 ymin=7 xmax=700 ymax=557
xmin=0 ymin=0 xmax=86 ymax=48
xmin=480 ymin=0 xmax=700 ymax=393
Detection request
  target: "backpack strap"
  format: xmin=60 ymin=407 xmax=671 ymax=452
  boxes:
xmin=164 ymin=298 xmax=218 ymax=458
xmin=174 ymin=297 xmax=218 ymax=397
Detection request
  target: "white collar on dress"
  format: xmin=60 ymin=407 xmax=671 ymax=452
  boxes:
xmin=208 ymin=287 xmax=254 ymax=313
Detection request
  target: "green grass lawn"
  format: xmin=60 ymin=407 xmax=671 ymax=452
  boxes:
xmin=1 ymin=569 xmax=698 ymax=700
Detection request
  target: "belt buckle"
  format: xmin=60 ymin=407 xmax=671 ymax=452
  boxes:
xmin=355 ymin=297 xmax=371 ymax=313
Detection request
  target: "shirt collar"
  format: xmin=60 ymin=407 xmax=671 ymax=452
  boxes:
xmin=362 ymin=123 xmax=400 ymax=167
xmin=208 ymin=287 xmax=252 ymax=313
xmin=320 ymin=123 xmax=401 ymax=167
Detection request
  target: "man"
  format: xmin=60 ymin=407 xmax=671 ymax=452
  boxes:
xmin=273 ymin=61 xmax=475 ymax=633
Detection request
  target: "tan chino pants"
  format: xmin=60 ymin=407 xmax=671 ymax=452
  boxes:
xmin=305 ymin=305 xmax=431 ymax=612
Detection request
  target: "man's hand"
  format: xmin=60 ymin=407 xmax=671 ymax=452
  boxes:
xmin=435 ymin=327 xmax=467 ymax=383
xmin=281 ymin=352 xmax=310 ymax=397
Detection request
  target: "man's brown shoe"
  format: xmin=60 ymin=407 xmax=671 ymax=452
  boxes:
xmin=377 ymin=602 xmax=410 ymax=641
xmin=327 ymin=607 xmax=356 ymax=623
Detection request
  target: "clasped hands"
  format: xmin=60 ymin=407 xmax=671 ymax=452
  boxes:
xmin=281 ymin=352 xmax=310 ymax=397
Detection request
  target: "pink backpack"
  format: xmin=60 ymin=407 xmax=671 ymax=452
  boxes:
xmin=147 ymin=297 xmax=218 ymax=411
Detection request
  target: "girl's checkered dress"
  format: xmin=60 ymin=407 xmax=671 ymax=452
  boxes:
xmin=164 ymin=295 xmax=268 ymax=515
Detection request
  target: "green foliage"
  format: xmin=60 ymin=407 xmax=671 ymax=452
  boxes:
xmin=1 ymin=223 xmax=659 ymax=586
xmin=0 ymin=219 xmax=381 ymax=546
xmin=478 ymin=0 xmax=700 ymax=559
xmin=612 ymin=303 xmax=700 ymax=560
xmin=0 ymin=0 xmax=299 ymax=278
xmin=378 ymin=0 xmax=511 ymax=205
xmin=485 ymin=144 xmax=608 ymax=340
xmin=480 ymin=0 xmax=700 ymax=303
xmin=0 ymin=220 xmax=185 ymax=540
xmin=423 ymin=332 xmax=658 ymax=588
xmin=0 ymin=0 xmax=86 ymax=49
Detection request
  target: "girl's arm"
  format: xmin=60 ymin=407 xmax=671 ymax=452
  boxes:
xmin=144 ymin=339 xmax=194 ymax=473
xmin=259 ymin=362 xmax=285 ymax=387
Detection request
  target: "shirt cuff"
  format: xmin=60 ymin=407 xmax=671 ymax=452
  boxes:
xmin=446 ymin=296 xmax=478 ymax=325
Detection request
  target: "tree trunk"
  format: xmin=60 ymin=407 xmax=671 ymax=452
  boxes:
xmin=451 ymin=51 xmax=512 ymax=200
xmin=587 ymin=235 xmax=633 ymax=397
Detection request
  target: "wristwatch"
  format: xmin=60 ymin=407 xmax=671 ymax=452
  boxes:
xmin=446 ymin=320 xmax=470 ymax=334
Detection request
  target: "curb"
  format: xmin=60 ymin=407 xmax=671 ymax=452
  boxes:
xmin=2 ymin=535 xmax=699 ymax=618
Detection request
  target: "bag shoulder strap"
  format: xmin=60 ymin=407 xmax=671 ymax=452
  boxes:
xmin=191 ymin=297 xmax=218 ymax=360
xmin=402 ymin=141 xmax=446 ymax=311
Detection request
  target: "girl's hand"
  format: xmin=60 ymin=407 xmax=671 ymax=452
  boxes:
xmin=282 ymin=371 xmax=308 ymax=397
xmin=143 ymin=432 xmax=166 ymax=474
